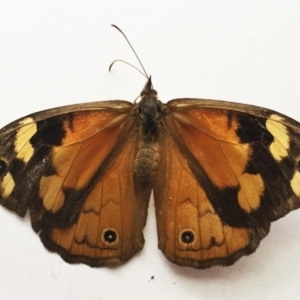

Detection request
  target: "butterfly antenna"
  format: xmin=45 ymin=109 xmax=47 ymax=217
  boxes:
xmin=109 ymin=60 xmax=147 ymax=78
xmin=110 ymin=24 xmax=149 ymax=79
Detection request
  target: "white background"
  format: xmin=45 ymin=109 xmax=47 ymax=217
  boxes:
xmin=0 ymin=1 xmax=300 ymax=299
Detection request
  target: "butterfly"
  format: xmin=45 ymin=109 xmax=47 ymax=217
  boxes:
xmin=1 ymin=21 xmax=300 ymax=269
xmin=1 ymin=73 xmax=300 ymax=270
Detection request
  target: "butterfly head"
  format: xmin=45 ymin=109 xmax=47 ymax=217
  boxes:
xmin=140 ymin=76 xmax=157 ymax=98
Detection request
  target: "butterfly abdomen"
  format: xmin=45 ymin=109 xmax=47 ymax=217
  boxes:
xmin=133 ymin=141 xmax=160 ymax=182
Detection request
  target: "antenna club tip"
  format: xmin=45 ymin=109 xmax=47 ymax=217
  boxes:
xmin=111 ymin=24 xmax=122 ymax=32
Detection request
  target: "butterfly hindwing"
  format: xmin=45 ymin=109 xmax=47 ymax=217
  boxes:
xmin=0 ymin=100 xmax=150 ymax=266
xmin=40 ymin=132 xmax=151 ymax=266
xmin=153 ymin=131 xmax=270 ymax=268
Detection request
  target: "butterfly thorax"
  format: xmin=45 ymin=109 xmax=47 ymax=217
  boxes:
xmin=137 ymin=77 xmax=164 ymax=138
xmin=133 ymin=78 xmax=163 ymax=182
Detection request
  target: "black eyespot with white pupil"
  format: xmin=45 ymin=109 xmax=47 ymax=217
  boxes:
xmin=103 ymin=229 xmax=117 ymax=243
xmin=181 ymin=230 xmax=195 ymax=244
xmin=0 ymin=159 xmax=7 ymax=176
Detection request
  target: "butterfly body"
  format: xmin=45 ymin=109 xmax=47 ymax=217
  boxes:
xmin=1 ymin=77 xmax=300 ymax=269
xmin=133 ymin=78 xmax=162 ymax=182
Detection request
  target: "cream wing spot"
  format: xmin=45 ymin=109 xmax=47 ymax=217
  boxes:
xmin=291 ymin=171 xmax=300 ymax=197
xmin=1 ymin=172 xmax=15 ymax=198
xmin=39 ymin=175 xmax=65 ymax=212
xmin=266 ymin=114 xmax=290 ymax=161
xmin=237 ymin=173 xmax=264 ymax=213
xmin=15 ymin=118 xmax=37 ymax=163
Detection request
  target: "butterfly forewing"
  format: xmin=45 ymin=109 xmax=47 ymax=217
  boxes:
xmin=166 ymin=99 xmax=300 ymax=227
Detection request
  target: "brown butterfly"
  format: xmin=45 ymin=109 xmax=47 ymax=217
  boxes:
xmin=1 ymin=28 xmax=300 ymax=270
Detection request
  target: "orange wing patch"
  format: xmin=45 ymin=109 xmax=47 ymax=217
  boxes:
xmin=170 ymin=108 xmax=265 ymax=214
xmin=171 ymin=109 xmax=251 ymax=188
xmin=39 ymin=111 xmax=130 ymax=214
